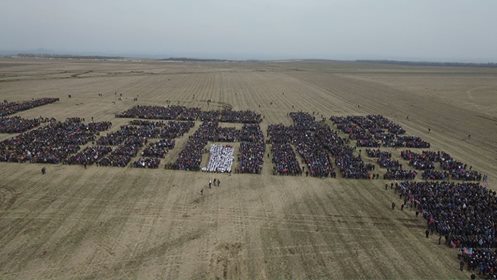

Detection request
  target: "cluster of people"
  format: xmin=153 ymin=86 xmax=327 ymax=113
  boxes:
xmin=199 ymin=109 xmax=262 ymax=123
xmin=65 ymin=146 xmax=112 ymax=165
xmin=378 ymin=156 xmax=402 ymax=170
xmin=0 ymin=97 xmax=59 ymax=117
xmin=116 ymin=105 xmax=201 ymax=121
xmin=202 ymin=144 xmax=234 ymax=173
xmin=438 ymin=151 xmax=482 ymax=181
xmin=384 ymin=169 xmax=417 ymax=180
xmin=142 ymin=139 xmax=175 ymax=158
xmin=399 ymin=150 xmax=482 ymax=181
xmin=396 ymin=181 xmax=497 ymax=250
xmin=0 ymin=118 xmax=109 ymax=163
xmin=211 ymin=127 xmax=240 ymax=142
xmin=422 ymin=169 xmax=449 ymax=180
xmin=0 ymin=116 xmax=44 ymax=133
xmin=117 ymin=105 xmax=262 ymax=123
xmin=394 ymin=135 xmax=430 ymax=148
xmin=281 ymin=113 xmax=335 ymax=177
xmin=172 ymin=121 xmax=216 ymax=171
xmin=271 ymin=142 xmax=302 ymax=175
xmin=366 ymin=149 xmax=391 ymax=159
xmin=97 ymin=121 xmax=192 ymax=146
xmin=331 ymin=115 xmax=430 ymax=148
xmin=238 ymin=124 xmax=265 ymax=174
xmin=401 ymin=150 xmax=436 ymax=170
xmin=99 ymin=138 xmax=144 ymax=167
xmin=460 ymin=248 xmax=497 ymax=278
xmin=132 ymin=157 xmax=160 ymax=168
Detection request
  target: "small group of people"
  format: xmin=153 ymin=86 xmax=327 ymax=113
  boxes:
xmin=0 ymin=97 xmax=59 ymax=117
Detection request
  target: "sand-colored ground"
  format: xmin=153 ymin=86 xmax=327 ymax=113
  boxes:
xmin=0 ymin=58 xmax=496 ymax=279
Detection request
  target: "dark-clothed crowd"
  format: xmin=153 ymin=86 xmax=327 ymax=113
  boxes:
xmin=0 ymin=116 xmax=46 ymax=133
xmin=0 ymin=118 xmax=110 ymax=163
xmin=331 ymin=115 xmax=429 ymax=148
xmin=396 ymin=181 xmax=497 ymax=277
xmin=238 ymin=124 xmax=265 ymax=174
xmin=117 ymin=105 xmax=262 ymax=123
xmin=0 ymin=98 xmax=59 ymax=117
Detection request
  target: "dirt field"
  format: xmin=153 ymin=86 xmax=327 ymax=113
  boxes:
xmin=0 ymin=58 xmax=496 ymax=279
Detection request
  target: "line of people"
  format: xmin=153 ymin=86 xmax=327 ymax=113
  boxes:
xmin=0 ymin=97 xmax=59 ymax=117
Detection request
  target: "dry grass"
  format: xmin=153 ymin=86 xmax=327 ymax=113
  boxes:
xmin=0 ymin=58 xmax=496 ymax=279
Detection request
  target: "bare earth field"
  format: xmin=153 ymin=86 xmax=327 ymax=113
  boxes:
xmin=0 ymin=58 xmax=496 ymax=279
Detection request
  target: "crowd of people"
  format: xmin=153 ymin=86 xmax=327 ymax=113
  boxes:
xmin=203 ymin=144 xmax=234 ymax=173
xmin=366 ymin=149 xmax=391 ymax=159
xmin=384 ymin=169 xmax=417 ymax=180
xmin=396 ymin=181 xmax=497 ymax=255
xmin=211 ymin=127 xmax=239 ymax=142
xmin=117 ymin=105 xmax=262 ymax=123
xmin=268 ymin=112 xmax=371 ymax=178
xmin=0 ymin=118 xmax=110 ymax=164
xmin=132 ymin=157 xmax=160 ymax=168
xmin=199 ymin=109 xmax=262 ymax=123
xmin=172 ymin=121 xmax=215 ymax=171
xmin=401 ymin=150 xmax=436 ymax=170
xmin=99 ymin=138 xmax=144 ymax=167
xmin=65 ymin=146 xmax=112 ymax=165
xmin=460 ymin=248 xmax=497 ymax=278
xmin=116 ymin=105 xmax=200 ymax=121
xmin=331 ymin=115 xmax=430 ymax=148
xmin=399 ymin=150 xmax=482 ymax=181
xmin=0 ymin=116 xmax=45 ymax=133
xmin=377 ymin=155 xmax=402 ymax=170
xmin=0 ymin=97 xmax=59 ymax=117
xmin=238 ymin=124 xmax=265 ymax=174
xmin=142 ymin=139 xmax=175 ymax=158
xmin=422 ymin=169 xmax=449 ymax=180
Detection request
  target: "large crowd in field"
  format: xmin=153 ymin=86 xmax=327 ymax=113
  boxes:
xmin=238 ymin=124 xmax=265 ymax=174
xmin=396 ymin=181 xmax=496 ymax=278
xmin=0 ymin=97 xmax=59 ymax=117
xmin=0 ymin=116 xmax=47 ymax=133
xmin=0 ymin=118 xmax=111 ymax=163
xmin=331 ymin=115 xmax=430 ymax=148
xmin=0 ymin=102 xmax=485 ymax=183
xmin=117 ymin=105 xmax=262 ymax=123
xmin=203 ymin=144 xmax=234 ymax=173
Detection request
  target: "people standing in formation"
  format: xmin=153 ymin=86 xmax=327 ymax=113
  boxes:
xmin=0 ymin=118 xmax=111 ymax=164
xmin=0 ymin=116 xmax=47 ymax=133
xmin=117 ymin=105 xmax=262 ymax=123
xmin=392 ymin=181 xmax=497 ymax=278
xmin=203 ymin=144 xmax=234 ymax=173
xmin=0 ymin=97 xmax=59 ymax=117
xmin=331 ymin=114 xmax=429 ymax=148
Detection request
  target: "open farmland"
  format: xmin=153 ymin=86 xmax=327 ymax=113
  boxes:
xmin=0 ymin=58 xmax=496 ymax=279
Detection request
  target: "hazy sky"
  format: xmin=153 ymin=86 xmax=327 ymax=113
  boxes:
xmin=1 ymin=0 xmax=496 ymax=61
